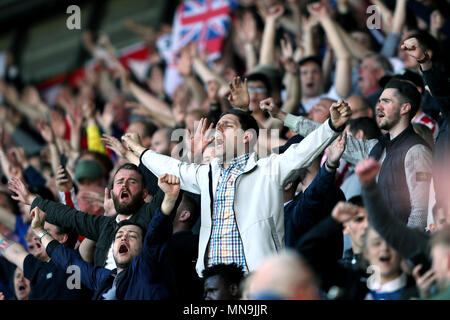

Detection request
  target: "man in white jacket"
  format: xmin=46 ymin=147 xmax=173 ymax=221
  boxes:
xmin=122 ymin=84 xmax=351 ymax=277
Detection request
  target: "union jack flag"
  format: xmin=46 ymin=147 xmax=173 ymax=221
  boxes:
xmin=170 ymin=0 xmax=238 ymax=62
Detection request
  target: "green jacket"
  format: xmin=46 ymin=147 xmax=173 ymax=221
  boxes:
xmin=31 ymin=189 xmax=165 ymax=267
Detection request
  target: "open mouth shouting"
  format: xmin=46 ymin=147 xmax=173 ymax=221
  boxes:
xmin=120 ymin=189 xmax=131 ymax=202
xmin=118 ymin=242 xmax=129 ymax=255
xmin=17 ymin=284 xmax=27 ymax=293
xmin=378 ymin=254 xmax=391 ymax=265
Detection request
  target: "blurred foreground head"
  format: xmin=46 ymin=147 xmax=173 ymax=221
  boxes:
xmin=245 ymin=250 xmax=320 ymax=300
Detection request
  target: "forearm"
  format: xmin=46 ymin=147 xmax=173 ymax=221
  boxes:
xmin=392 ymin=0 xmax=407 ymax=34
xmin=259 ymin=18 xmax=277 ymax=65
xmin=140 ymin=149 xmax=202 ymax=194
xmin=184 ymin=76 xmax=207 ymax=107
xmin=48 ymin=142 xmax=62 ymax=180
xmin=192 ymin=58 xmax=228 ymax=94
xmin=244 ymin=43 xmax=258 ymax=72
xmin=336 ymin=23 xmax=373 ymax=60
xmin=334 ymin=57 xmax=352 ymax=99
xmin=281 ymin=72 xmax=301 ymax=115
xmin=160 ymin=195 xmax=178 ymax=216
xmin=130 ymin=82 xmax=173 ymax=118
xmin=303 ymin=27 xmax=317 ymax=57
xmin=0 ymin=235 xmax=28 ymax=270
xmin=362 ymin=180 xmax=429 ymax=258
xmin=31 ymin=197 xmax=101 ymax=241
xmin=321 ymin=17 xmax=351 ymax=60
xmin=284 ymin=113 xmax=320 ymax=136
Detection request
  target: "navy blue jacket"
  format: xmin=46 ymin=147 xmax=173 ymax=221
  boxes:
xmin=45 ymin=208 xmax=173 ymax=300
xmin=284 ymin=164 xmax=346 ymax=248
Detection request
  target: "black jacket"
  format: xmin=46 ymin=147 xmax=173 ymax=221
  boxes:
xmin=30 ymin=188 xmax=165 ymax=267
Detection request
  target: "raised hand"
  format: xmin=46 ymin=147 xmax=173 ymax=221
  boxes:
xmin=259 ymin=97 xmax=286 ymax=121
xmin=101 ymin=134 xmax=127 ymax=158
xmin=36 ymin=121 xmax=55 ymax=144
xmin=207 ymin=80 xmax=220 ymax=103
xmin=355 ymin=158 xmax=381 ymax=186
xmin=103 ymin=187 xmax=116 ymax=217
xmin=331 ymin=201 xmax=361 ymax=224
xmin=82 ymin=100 xmax=96 ymax=120
xmin=240 ymin=11 xmax=258 ymax=45
xmin=158 ymin=173 xmax=181 ymax=199
xmin=125 ymin=101 xmax=152 ymax=117
xmin=227 ymin=76 xmax=249 ymax=110
xmin=190 ymin=118 xmax=215 ymax=163
xmin=401 ymin=37 xmax=431 ymax=63
xmin=325 ymin=133 xmax=347 ymax=168
xmin=55 ymin=165 xmax=73 ymax=192
xmin=330 ymin=99 xmax=352 ymax=129
xmin=412 ymin=265 xmax=437 ymax=299
xmin=176 ymin=47 xmax=192 ymax=77
xmin=8 ymin=177 xmax=36 ymax=205
xmin=30 ymin=207 xmax=46 ymax=233
xmin=121 ymin=132 xmax=146 ymax=156
xmin=307 ymin=2 xmax=329 ymax=19
xmin=49 ymin=110 xmax=67 ymax=140
xmin=267 ymin=4 xmax=285 ymax=21
xmin=10 ymin=147 xmax=29 ymax=169
xmin=96 ymin=102 xmax=115 ymax=133
xmin=280 ymin=34 xmax=299 ymax=74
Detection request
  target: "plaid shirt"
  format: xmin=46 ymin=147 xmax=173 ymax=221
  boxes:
xmin=207 ymin=153 xmax=250 ymax=272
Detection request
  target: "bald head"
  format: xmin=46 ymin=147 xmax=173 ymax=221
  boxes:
xmin=246 ymin=250 xmax=319 ymax=300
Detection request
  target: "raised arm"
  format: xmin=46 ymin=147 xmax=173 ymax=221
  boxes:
xmin=8 ymin=177 xmax=105 ymax=241
xmin=0 ymin=232 xmax=29 ymax=271
xmin=261 ymin=100 xmax=377 ymax=164
xmin=258 ymin=4 xmax=284 ymax=65
xmin=121 ymin=132 xmax=204 ymax=195
xmin=308 ymin=3 xmax=351 ymax=99
xmin=29 ymin=207 xmax=108 ymax=292
xmin=356 ymin=158 xmax=430 ymax=259
xmin=263 ymin=100 xmax=352 ymax=184
xmin=279 ymin=35 xmax=301 ymax=115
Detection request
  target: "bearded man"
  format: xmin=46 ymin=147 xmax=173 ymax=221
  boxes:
xmin=8 ymin=163 xmax=168 ymax=269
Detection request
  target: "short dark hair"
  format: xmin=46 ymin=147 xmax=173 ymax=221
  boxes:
xmin=246 ymin=73 xmax=271 ymax=95
xmin=298 ymin=56 xmax=322 ymax=69
xmin=55 ymin=225 xmax=78 ymax=250
xmin=114 ymin=220 xmax=146 ymax=238
xmin=348 ymin=117 xmax=382 ymax=140
xmin=364 ymin=53 xmax=393 ymax=73
xmin=178 ymin=193 xmax=200 ymax=229
xmin=405 ymin=31 xmax=440 ymax=62
xmin=202 ymin=263 xmax=245 ymax=287
xmin=111 ymin=163 xmax=146 ymax=189
xmin=220 ymin=109 xmax=259 ymax=138
xmin=384 ymin=79 xmax=422 ymax=120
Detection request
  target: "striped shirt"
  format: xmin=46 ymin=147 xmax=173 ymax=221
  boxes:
xmin=207 ymin=153 xmax=250 ymax=272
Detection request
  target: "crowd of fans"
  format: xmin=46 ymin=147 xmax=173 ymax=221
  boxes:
xmin=0 ymin=0 xmax=450 ymax=301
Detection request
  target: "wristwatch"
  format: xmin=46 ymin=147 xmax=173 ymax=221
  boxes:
xmin=37 ymin=230 xmax=50 ymax=242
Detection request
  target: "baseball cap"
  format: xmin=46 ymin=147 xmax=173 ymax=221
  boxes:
xmin=75 ymin=160 xmax=104 ymax=181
